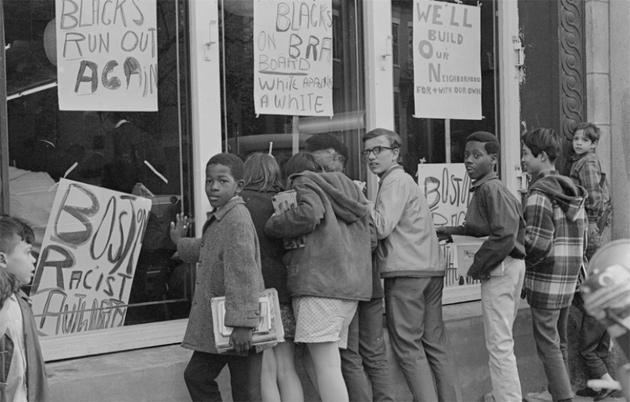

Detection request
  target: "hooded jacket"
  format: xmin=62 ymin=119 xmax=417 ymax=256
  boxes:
xmin=522 ymin=170 xmax=587 ymax=309
xmin=265 ymin=171 xmax=372 ymax=302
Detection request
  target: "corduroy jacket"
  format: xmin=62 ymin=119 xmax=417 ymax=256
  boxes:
xmin=177 ymin=197 xmax=264 ymax=355
xmin=372 ymin=165 xmax=443 ymax=278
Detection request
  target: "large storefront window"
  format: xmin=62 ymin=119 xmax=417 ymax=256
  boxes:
xmin=3 ymin=0 xmax=193 ymax=333
xmin=219 ymin=0 xmax=366 ymax=180
xmin=392 ymin=0 xmax=498 ymax=177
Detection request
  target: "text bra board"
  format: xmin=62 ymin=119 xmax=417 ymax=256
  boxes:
xmin=31 ymin=179 xmax=151 ymax=336
xmin=253 ymin=0 xmax=333 ymax=116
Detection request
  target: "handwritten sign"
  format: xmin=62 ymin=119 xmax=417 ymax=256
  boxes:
xmin=253 ymin=0 xmax=333 ymax=116
xmin=418 ymin=163 xmax=472 ymax=227
xmin=413 ymin=1 xmax=481 ymax=120
xmin=55 ymin=0 xmax=158 ymax=111
xmin=31 ymin=179 xmax=151 ymax=336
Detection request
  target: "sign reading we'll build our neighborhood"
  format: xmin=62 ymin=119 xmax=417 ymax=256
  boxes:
xmin=413 ymin=0 xmax=481 ymax=120
xmin=55 ymin=0 xmax=158 ymax=111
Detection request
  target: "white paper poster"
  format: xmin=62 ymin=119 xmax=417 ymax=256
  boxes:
xmin=413 ymin=1 xmax=481 ymax=120
xmin=253 ymin=0 xmax=333 ymax=116
xmin=418 ymin=163 xmax=472 ymax=227
xmin=55 ymin=0 xmax=158 ymax=111
xmin=30 ymin=179 xmax=151 ymax=336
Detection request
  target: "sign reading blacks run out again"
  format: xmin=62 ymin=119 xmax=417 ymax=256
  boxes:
xmin=254 ymin=0 xmax=333 ymax=116
xmin=55 ymin=0 xmax=157 ymax=111
xmin=413 ymin=1 xmax=481 ymax=120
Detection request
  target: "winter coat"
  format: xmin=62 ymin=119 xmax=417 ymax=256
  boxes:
xmin=522 ymin=170 xmax=587 ymax=309
xmin=241 ymin=188 xmax=289 ymax=304
xmin=178 ymin=197 xmax=264 ymax=355
xmin=371 ymin=165 xmax=443 ymax=277
xmin=265 ymin=171 xmax=372 ymax=302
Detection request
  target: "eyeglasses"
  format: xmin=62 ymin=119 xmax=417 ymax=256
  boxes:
xmin=361 ymin=146 xmax=397 ymax=157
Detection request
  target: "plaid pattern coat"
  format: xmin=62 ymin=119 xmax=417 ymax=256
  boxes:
xmin=569 ymin=152 xmax=611 ymax=223
xmin=522 ymin=171 xmax=587 ymax=309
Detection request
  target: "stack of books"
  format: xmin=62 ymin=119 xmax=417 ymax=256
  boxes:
xmin=211 ymin=288 xmax=284 ymax=353
xmin=272 ymin=190 xmax=306 ymax=249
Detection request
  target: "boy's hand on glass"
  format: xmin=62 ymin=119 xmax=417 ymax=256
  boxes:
xmin=169 ymin=213 xmax=189 ymax=244
xmin=230 ymin=327 xmax=253 ymax=353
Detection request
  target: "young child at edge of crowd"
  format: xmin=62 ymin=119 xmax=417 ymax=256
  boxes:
xmin=264 ymin=152 xmax=373 ymax=402
xmin=568 ymin=122 xmax=617 ymax=401
xmin=169 ymin=153 xmax=265 ymax=402
xmin=520 ymin=128 xmax=587 ymax=402
xmin=241 ymin=152 xmax=304 ymax=402
xmin=437 ymin=131 xmax=526 ymax=402
xmin=364 ymin=128 xmax=458 ymax=402
xmin=0 ymin=215 xmax=50 ymax=402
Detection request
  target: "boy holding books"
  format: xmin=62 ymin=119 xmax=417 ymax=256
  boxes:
xmin=521 ymin=128 xmax=587 ymax=402
xmin=170 ymin=153 xmax=265 ymax=402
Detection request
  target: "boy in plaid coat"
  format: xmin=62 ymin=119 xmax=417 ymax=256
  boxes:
xmin=521 ymin=128 xmax=587 ymax=402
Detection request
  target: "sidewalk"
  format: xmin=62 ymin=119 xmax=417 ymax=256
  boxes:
xmin=46 ymin=300 xmax=627 ymax=402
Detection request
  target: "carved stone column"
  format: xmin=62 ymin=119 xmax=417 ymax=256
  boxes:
xmin=557 ymin=0 xmax=586 ymax=174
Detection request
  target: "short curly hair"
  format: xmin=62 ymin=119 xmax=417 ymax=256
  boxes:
xmin=466 ymin=131 xmax=500 ymax=157
xmin=206 ymin=153 xmax=245 ymax=181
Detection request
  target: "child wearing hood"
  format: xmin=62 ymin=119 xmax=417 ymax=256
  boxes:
xmin=265 ymin=152 xmax=372 ymax=402
xmin=521 ymin=128 xmax=587 ymax=402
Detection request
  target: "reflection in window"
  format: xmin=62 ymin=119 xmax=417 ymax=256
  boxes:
xmin=392 ymin=22 xmax=399 ymax=66
xmin=4 ymin=0 xmax=194 ymax=330
xmin=392 ymin=0 xmax=498 ymax=177
xmin=219 ymin=0 xmax=366 ymax=180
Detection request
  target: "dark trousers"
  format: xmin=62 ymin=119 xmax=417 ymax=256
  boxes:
xmin=573 ymin=292 xmax=611 ymax=379
xmin=531 ymin=306 xmax=573 ymax=401
xmin=184 ymin=349 xmax=263 ymax=402
xmin=384 ymin=276 xmax=458 ymax=402
xmin=341 ymin=297 xmax=395 ymax=402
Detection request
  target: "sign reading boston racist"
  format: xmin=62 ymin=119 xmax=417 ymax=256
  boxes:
xmin=55 ymin=0 xmax=158 ymax=111
xmin=254 ymin=0 xmax=333 ymax=116
xmin=418 ymin=163 xmax=472 ymax=228
xmin=30 ymin=179 xmax=151 ymax=336
xmin=413 ymin=0 xmax=481 ymax=120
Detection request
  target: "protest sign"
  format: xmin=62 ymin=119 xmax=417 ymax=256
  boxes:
xmin=254 ymin=0 xmax=333 ymax=116
xmin=418 ymin=163 xmax=472 ymax=227
xmin=55 ymin=0 xmax=157 ymax=111
xmin=413 ymin=1 xmax=481 ymax=120
xmin=30 ymin=179 xmax=151 ymax=336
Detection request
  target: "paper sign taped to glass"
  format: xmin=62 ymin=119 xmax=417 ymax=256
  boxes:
xmin=271 ymin=190 xmax=306 ymax=250
xmin=211 ymin=288 xmax=285 ymax=353
xmin=443 ymin=235 xmax=504 ymax=286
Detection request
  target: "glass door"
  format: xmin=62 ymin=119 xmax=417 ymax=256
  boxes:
xmin=218 ymin=0 xmax=366 ymax=180
xmin=392 ymin=0 xmax=499 ymax=177
xmin=1 ymin=0 xmax=194 ymax=357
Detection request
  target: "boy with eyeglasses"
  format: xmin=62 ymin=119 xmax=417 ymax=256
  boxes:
xmin=363 ymin=128 xmax=458 ymax=402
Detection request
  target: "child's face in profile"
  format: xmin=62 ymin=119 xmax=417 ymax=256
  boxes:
xmin=205 ymin=163 xmax=244 ymax=209
xmin=0 ymin=235 xmax=36 ymax=285
xmin=572 ymin=129 xmax=597 ymax=156
xmin=521 ymin=143 xmax=544 ymax=176
xmin=464 ymin=141 xmax=496 ymax=180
